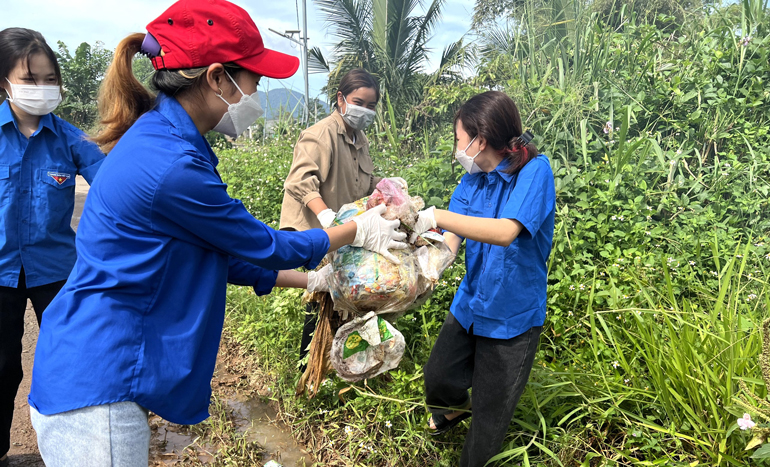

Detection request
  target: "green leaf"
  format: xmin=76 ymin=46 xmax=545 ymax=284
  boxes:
xmin=751 ymin=443 xmax=770 ymax=459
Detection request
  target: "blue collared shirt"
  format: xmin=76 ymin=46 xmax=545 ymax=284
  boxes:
xmin=0 ymin=101 xmax=104 ymax=287
xmin=29 ymin=94 xmax=330 ymax=425
xmin=449 ymin=156 xmax=555 ymax=339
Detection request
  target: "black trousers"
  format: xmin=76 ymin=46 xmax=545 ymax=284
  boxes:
xmin=424 ymin=312 xmax=541 ymax=467
xmin=0 ymin=270 xmax=65 ymax=457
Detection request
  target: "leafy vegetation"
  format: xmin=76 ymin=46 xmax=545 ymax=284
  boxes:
xmin=214 ymin=0 xmax=770 ymax=465
xmin=55 ymin=40 xmax=113 ymax=130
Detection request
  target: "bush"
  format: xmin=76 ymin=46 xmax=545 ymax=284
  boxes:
xmin=215 ymin=1 xmax=770 ymax=464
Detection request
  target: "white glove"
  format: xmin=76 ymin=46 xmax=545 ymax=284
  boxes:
xmin=317 ymin=208 xmax=337 ymax=229
xmin=351 ymin=204 xmax=408 ymax=264
xmin=386 ymin=177 xmax=408 ymax=190
xmin=307 ymin=264 xmax=332 ymax=293
xmin=409 ymin=207 xmax=437 ymax=243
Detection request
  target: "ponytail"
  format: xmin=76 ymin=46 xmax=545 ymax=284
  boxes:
xmin=92 ymin=33 xmax=246 ymax=153
xmin=501 ymin=137 xmax=537 ymax=174
xmin=92 ymin=33 xmax=156 ymax=153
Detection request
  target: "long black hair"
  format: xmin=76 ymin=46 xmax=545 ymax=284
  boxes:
xmin=0 ymin=28 xmax=62 ymax=98
xmin=454 ymin=91 xmax=538 ymax=174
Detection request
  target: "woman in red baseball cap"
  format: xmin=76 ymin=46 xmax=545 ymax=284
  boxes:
xmin=27 ymin=1 xmax=406 ymax=465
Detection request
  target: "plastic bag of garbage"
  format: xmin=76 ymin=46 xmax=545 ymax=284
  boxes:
xmin=366 ymin=178 xmax=419 ymax=228
xmin=331 ymin=312 xmax=406 ymax=382
xmin=328 ymin=246 xmax=420 ymax=320
xmin=415 ymin=239 xmax=455 ymax=283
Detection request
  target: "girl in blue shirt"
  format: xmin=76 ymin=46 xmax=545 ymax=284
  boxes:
xmin=0 ymin=28 xmax=105 ymax=467
xmin=27 ymin=1 xmax=405 ymax=466
xmin=411 ymin=91 xmax=556 ymax=467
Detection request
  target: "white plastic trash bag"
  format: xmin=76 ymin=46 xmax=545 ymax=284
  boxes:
xmin=331 ymin=312 xmax=406 ymax=382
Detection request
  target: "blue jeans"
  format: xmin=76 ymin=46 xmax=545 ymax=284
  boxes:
xmin=30 ymin=402 xmax=150 ymax=467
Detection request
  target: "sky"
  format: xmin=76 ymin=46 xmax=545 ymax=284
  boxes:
xmin=1 ymin=0 xmax=475 ymax=101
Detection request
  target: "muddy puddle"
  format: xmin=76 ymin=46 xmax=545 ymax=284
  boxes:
xmin=151 ymin=396 xmax=310 ymax=466
xmin=153 ymin=422 xmax=213 ymax=464
xmin=228 ymin=395 xmax=310 ymax=466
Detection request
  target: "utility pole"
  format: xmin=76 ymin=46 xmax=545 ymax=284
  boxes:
xmin=301 ymin=0 xmax=309 ymax=126
xmin=269 ymin=0 xmax=310 ymax=127
xmin=263 ymin=78 xmax=270 ymax=140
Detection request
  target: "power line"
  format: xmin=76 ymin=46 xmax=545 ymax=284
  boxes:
xmin=295 ymin=0 xmax=301 ymax=30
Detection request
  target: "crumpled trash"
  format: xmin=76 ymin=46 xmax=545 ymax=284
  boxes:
xmin=406 ymin=240 xmax=456 ymax=311
xmin=328 ymin=246 xmax=420 ymax=320
xmin=327 ymin=178 xmax=455 ymax=319
xmin=366 ymin=178 xmax=421 ymax=228
xmin=331 ymin=311 xmax=406 ymax=382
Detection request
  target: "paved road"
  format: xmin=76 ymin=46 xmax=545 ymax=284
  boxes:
xmin=8 ymin=176 xmax=89 ymax=467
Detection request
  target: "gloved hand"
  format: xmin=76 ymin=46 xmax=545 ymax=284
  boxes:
xmin=386 ymin=177 xmax=408 ymax=190
xmin=351 ymin=204 xmax=408 ymax=263
xmin=409 ymin=206 xmax=437 ymax=243
xmin=307 ymin=264 xmax=332 ymax=293
xmin=316 ymin=208 xmax=337 ymax=229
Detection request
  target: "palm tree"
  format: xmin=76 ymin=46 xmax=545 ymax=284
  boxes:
xmin=308 ymin=0 xmax=468 ymax=113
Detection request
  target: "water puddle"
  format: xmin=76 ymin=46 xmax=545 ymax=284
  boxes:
xmin=152 ymin=422 xmax=213 ymax=464
xmin=150 ymin=396 xmax=310 ymax=466
xmin=228 ymin=395 xmax=311 ymax=467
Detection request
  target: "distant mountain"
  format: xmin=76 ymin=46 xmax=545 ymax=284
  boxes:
xmin=258 ymin=89 xmax=330 ymax=120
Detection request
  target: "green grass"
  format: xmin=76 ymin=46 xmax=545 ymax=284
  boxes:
xmin=211 ymin=1 xmax=770 ymax=464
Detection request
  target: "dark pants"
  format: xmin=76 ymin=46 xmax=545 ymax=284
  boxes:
xmin=0 ymin=269 xmax=65 ymax=457
xmin=298 ymin=302 xmax=320 ymax=371
xmin=424 ymin=312 xmax=541 ymax=467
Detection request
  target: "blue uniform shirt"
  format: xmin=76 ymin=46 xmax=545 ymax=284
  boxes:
xmin=29 ymin=94 xmax=330 ymax=425
xmin=0 ymin=101 xmax=104 ymax=287
xmin=448 ymin=155 xmax=555 ymax=339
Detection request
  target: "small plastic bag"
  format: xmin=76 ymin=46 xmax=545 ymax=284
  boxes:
xmin=331 ymin=311 xmax=406 ymax=382
xmin=366 ymin=179 xmax=419 ymax=229
xmin=415 ymin=240 xmax=456 ymax=284
xmin=412 ymin=240 xmax=456 ymax=308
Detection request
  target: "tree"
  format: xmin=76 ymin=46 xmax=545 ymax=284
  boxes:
xmin=308 ymin=0 xmax=468 ymax=116
xmin=55 ymin=41 xmax=113 ymax=130
xmin=132 ymin=56 xmax=156 ymax=89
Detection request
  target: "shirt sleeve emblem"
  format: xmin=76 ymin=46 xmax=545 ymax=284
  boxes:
xmin=48 ymin=172 xmax=72 ymax=185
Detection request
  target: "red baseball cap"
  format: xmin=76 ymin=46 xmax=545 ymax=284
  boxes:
xmin=146 ymin=0 xmax=299 ymax=79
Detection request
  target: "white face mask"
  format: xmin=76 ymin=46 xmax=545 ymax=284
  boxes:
xmin=455 ymin=136 xmax=483 ymax=174
xmin=212 ymin=71 xmax=264 ymax=138
xmin=5 ymin=78 xmax=62 ymax=116
xmin=340 ymin=96 xmax=376 ymax=131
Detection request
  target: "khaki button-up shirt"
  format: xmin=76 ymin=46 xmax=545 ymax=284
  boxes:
xmin=280 ymin=111 xmax=380 ymax=231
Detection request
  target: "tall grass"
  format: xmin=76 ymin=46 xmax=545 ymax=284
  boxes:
xmin=211 ymin=0 xmax=770 ymax=465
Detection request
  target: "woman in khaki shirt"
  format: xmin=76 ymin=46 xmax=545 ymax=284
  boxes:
xmin=281 ymin=68 xmax=402 ymax=367
xmin=281 ymin=68 xmax=383 ymax=231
